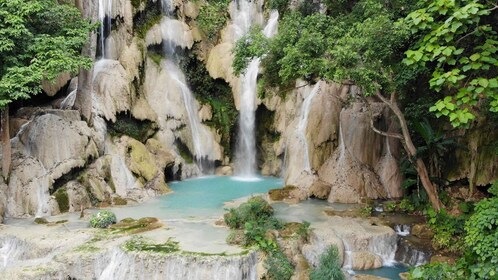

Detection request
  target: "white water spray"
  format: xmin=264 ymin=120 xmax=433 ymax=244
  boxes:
xmin=35 ymin=168 xmax=50 ymax=217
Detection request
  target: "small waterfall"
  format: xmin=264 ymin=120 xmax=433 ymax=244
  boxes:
xmin=94 ymin=248 xmax=259 ymax=280
xmin=36 ymin=168 xmax=50 ymax=217
xmin=342 ymin=240 xmax=354 ymax=275
xmin=158 ymin=2 xmax=216 ymax=174
xmin=296 ymin=82 xmax=321 ymax=172
xmin=338 ymin=110 xmax=347 ymax=161
xmin=0 ymin=237 xmax=29 ymax=270
xmin=395 ymin=237 xmax=431 ymax=266
xmin=394 ymin=224 xmax=411 ymax=237
xmin=234 ymin=9 xmax=279 ymax=178
xmin=98 ymin=0 xmax=113 ymax=59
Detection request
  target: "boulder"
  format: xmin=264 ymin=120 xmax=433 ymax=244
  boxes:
xmin=351 ymin=251 xmax=383 ymax=270
xmin=309 ymin=180 xmax=331 ymax=199
xmin=411 ymin=224 xmax=434 ymax=239
xmin=215 ymin=166 xmax=233 ymax=176
xmin=41 ymin=72 xmax=71 ymax=96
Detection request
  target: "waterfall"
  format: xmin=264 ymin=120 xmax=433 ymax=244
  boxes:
xmin=95 ymin=248 xmax=259 ymax=280
xmin=394 ymin=224 xmax=411 ymax=237
xmin=296 ymin=82 xmax=321 ymax=172
xmin=338 ymin=110 xmax=346 ymax=161
xmin=158 ymin=3 xmax=216 ymax=174
xmin=0 ymin=237 xmax=29 ymax=270
xmin=342 ymin=240 xmax=354 ymax=275
xmin=35 ymin=168 xmax=50 ymax=217
xmin=98 ymin=0 xmax=113 ymax=59
xmin=234 ymin=9 xmax=279 ymax=178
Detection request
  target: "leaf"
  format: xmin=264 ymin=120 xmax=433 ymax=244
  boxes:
xmin=470 ymin=53 xmax=481 ymax=61
xmin=478 ymin=79 xmax=489 ymax=88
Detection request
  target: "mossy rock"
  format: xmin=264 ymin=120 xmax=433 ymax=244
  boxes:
xmin=54 ymin=187 xmax=69 ymax=213
xmin=268 ymin=185 xmax=297 ymax=201
xmin=109 ymin=217 xmax=162 ymax=234
xmin=279 ymin=222 xmax=303 ymax=238
xmin=126 ymin=138 xmax=159 ymax=181
xmin=34 ymin=217 xmax=49 ymax=224
xmin=113 ymin=196 xmax=128 ymax=206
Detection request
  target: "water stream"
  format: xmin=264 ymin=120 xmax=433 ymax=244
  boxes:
xmin=98 ymin=0 xmax=113 ymax=59
xmin=296 ymin=82 xmax=321 ymax=172
xmin=234 ymin=7 xmax=279 ymax=178
xmin=159 ymin=1 xmax=217 ymax=174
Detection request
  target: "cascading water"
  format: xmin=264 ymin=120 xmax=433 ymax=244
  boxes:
xmin=296 ymin=82 xmax=321 ymax=172
xmin=36 ymin=168 xmax=50 ymax=217
xmin=159 ymin=1 xmax=216 ymax=174
xmin=98 ymin=0 xmax=113 ymax=58
xmin=234 ymin=8 xmax=279 ymax=178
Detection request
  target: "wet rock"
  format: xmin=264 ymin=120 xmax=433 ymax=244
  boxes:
xmin=411 ymin=224 xmax=434 ymax=239
xmin=309 ymin=180 xmax=331 ymax=199
xmin=215 ymin=166 xmax=233 ymax=176
xmin=268 ymin=185 xmax=297 ymax=201
xmin=351 ymin=251 xmax=383 ymax=270
xmin=109 ymin=217 xmax=162 ymax=234
xmin=353 ymin=275 xmax=389 ymax=280
xmin=430 ymin=255 xmax=456 ymax=265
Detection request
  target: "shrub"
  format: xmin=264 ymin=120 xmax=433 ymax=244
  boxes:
xmin=310 ymin=245 xmax=345 ymax=280
xmin=89 ymin=210 xmax=117 ymax=228
xmin=264 ymin=249 xmax=294 ymax=280
xmin=197 ymin=0 xmax=230 ymax=42
xmin=427 ymin=208 xmax=466 ymax=253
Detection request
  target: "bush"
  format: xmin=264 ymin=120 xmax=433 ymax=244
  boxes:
xmin=427 ymin=208 xmax=466 ymax=254
xmin=310 ymin=245 xmax=345 ymax=280
xmin=264 ymin=249 xmax=294 ymax=280
xmin=89 ymin=210 xmax=117 ymax=228
xmin=197 ymin=0 xmax=230 ymax=42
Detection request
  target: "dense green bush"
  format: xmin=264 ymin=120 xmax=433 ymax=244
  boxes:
xmin=310 ymin=245 xmax=345 ymax=280
xmin=267 ymin=0 xmax=289 ymax=15
xmin=264 ymin=249 xmax=294 ymax=280
xmin=464 ymin=182 xmax=498 ymax=279
xmin=427 ymin=208 xmax=466 ymax=253
xmin=89 ymin=210 xmax=117 ymax=228
xmin=197 ymin=0 xmax=230 ymax=42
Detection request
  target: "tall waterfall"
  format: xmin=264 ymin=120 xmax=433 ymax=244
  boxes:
xmin=35 ymin=168 xmax=50 ymax=217
xmin=234 ymin=8 xmax=279 ymax=178
xmin=160 ymin=1 xmax=216 ymax=174
xmin=296 ymin=82 xmax=321 ymax=172
xmin=98 ymin=0 xmax=112 ymax=58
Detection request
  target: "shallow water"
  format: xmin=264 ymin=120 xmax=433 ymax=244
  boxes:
xmin=354 ymin=263 xmax=409 ymax=280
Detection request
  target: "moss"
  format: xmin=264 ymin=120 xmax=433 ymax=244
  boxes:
xmin=34 ymin=217 xmax=48 ymax=224
xmin=147 ymin=52 xmax=163 ymax=66
xmin=131 ymin=0 xmax=147 ymax=9
xmin=108 ymin=113 xmax=158 ymax=143
xmin=54 ymin=187 xmax=69 ymax=213
xmin=197 ymin=0 xmax=231 ymax=42
xmin=268 ymin=185 xmax=297 ymax=201
xmin=123 ymin=236 xmax=180 ymax=253
xmin=109 ymin=217 xmax=162 ymax=235
xmin=113 ymin=196 xmax=128 ymax=206
xmin=179 ymin=48 xmax=237 ymax=157
xmin=133 ymin=0 xmax=163 ymax=39
xmin=127 ymin=138 xmax=159 ymax=181
xmin=175 ymin=138 xmax=194 ymax=164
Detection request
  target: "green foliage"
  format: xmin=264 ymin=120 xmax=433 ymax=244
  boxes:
xmin=224 ymin=197 xmax=282 ymax=249
xmin=410 ymin=261 xmax=461 ymax=280
xmin=264 ymin=249 xmax=294 ymax=280
xmin=232 ymin=26 xmax=269 ymax=76
xmin=197 ymin=0 xmax=230 ymax=42
xmin=296 ymin=221 xmax=311 ymax=241
xmin=123 ymin=236 xmax=180 ymax=253
xmin=0 ymin=0 xmax=94 ymax=107
xmin=402 ymin=0 xmax=498 ymax=127
xmin=89 ymin=210 xmax=117 ymax=228
xmin=310 ymin=245 xmax=345 ymax=280
xmin=133 ymin=2 xmax=163 ymax=39
xmin=464 ymin=194 xmax=498 ymax=279
xmin=427 ymin=208 xmax=466 ymax=253
xmin=267 ymin=0 xmax=290 ymax=15
xmin=53 ymin=187 xmax=69 ymax=213
xmin=359 ymin=205 xmax=373 ymax=216
xmin=180 ymin=50 xmax=236 ymax=157
xmin=108 ymin=113 xmax=158 ymax=142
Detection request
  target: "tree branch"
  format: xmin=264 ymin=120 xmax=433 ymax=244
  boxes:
xmin=370 ymin=116 xmax=404 ymax=140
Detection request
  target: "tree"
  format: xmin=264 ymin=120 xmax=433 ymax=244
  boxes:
xmin=0 ymin=0 xmax=94 ymax=179
xmin=403 ymin=0 xmax=498 ymax=127
xmin=233 ymin=0 xmax=445 ymax=210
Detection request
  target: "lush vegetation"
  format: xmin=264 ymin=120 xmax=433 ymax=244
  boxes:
xmin=224 ymin=196 xmax=295 ymax=279
xmin=197 ymin=0 xmax=231 ymax=42
xmin=309 ymin=245 xmax=345 ymax=280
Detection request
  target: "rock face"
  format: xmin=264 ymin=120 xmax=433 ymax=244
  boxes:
xmin=6 ymin=110 xmax=98 ymax=217
xmin=302 ymin=215 xmax=397 ymax=271
xmin=260 ymin=81 xmax=402 ymax=203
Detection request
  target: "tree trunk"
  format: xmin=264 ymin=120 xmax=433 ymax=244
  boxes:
xmin=374 ymin=92 xmax=442 ymax=211
xmin=1 ymin=106 xmax=11 ymax=181
xmin=74 ymin=0 xmax=97 ymax=124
